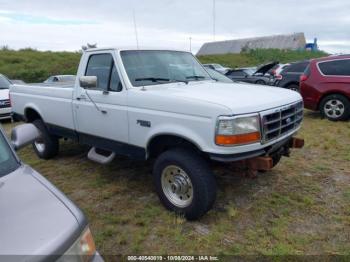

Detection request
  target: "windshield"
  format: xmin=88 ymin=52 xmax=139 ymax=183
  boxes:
xmin=0 ymin=75 xmax=11 ymax=89
xmin=120 ymin=50 xmax=211 ymax=87
xmin=243 ymin=69 xmax=256 ymax=76
xmin=0 ymin=130 xmax=19 ymax=177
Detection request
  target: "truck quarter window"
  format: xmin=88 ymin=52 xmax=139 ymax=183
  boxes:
xmin=110 ymin=64 xmax=123 ymax=92
xmin=318 ymin=59 xmax=350 ymax=76
xmin=85 ymin=54 xmax=123 ymax=92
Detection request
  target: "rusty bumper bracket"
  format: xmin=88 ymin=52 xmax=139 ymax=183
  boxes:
xmin=290 ymin=137 xmax=305 ymax=149
xmin=233 ymin=137 xmax=304 ymax=178
xmin=245 ymin=157 xmax=273 ymax=171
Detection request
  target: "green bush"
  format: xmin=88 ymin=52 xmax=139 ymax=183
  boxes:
xmin=0 ymin=49 xmax=81 ymax=83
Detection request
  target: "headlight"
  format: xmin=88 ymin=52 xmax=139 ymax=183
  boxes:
xmin=215 ymin=115 xmax=261 ymax=146
xmin=62 ymin=227 xmax=96 ymax=262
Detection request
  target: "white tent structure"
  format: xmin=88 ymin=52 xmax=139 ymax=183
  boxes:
xmin=197 ymin=33 xmax=307 ymax=56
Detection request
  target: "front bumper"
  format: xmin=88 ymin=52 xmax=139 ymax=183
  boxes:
xmin=0 ymin=107 xmax=12 ymax=120
xmin=209 ymin=136 xmax=304 ymax=163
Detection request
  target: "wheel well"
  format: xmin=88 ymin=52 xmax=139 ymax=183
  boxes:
xmin=317 ymin=92 xmax=350 ymax=110
xmin=25 ymin=108 xmax=42 ymax=122
xmin=147 ymin=135 xmax=201 ymax=159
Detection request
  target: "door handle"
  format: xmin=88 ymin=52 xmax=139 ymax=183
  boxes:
xmin=77 ymin=95 xmax=87 ymax=101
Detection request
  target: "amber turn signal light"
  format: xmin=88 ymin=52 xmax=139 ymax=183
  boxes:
xmin=215 ymin=132 xmax=261 ymax=146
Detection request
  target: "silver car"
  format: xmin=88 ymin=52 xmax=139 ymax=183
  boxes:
xmin=0 ymin=124 xmax=102 ymax=261
xmin=44 ymin=75 xmax=76 ymax=84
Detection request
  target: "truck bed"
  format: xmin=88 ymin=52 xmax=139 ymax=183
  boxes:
xmin=10 ymin=83 xmax=76 ymax=131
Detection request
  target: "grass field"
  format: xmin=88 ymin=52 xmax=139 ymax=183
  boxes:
xmin=2 ymin=111 xmax=350 ymax=257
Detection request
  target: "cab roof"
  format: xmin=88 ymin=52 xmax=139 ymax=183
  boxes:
xmin=84 ymin=47 xmax=190 ymax=53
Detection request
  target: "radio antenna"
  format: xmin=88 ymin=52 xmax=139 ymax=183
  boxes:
xmin=132 ymin=8 xmax=139 ymax=49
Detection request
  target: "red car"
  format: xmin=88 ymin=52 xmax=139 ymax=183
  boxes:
xmin=300 ymin=55 xmax=350 ymax=121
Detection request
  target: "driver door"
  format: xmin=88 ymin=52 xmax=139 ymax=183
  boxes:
xmin=73 ymin=52 xmax=128 ymax=148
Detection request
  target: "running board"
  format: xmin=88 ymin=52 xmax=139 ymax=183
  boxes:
xmin=87 ymin=147 xmax=115 ymax=165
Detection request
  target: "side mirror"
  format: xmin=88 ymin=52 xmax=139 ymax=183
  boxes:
xmin=11 ymin=124 xmax=40 ymax=151
xmin=79 ymin=76 xmax=97 ymax=89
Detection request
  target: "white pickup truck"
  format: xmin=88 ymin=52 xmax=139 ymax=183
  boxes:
xmin=10 ymin=47 xmax=304 ymax=220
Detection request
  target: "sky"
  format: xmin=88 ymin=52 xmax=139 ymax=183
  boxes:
xmin=0 ymin=0 xmax=349 ymax=54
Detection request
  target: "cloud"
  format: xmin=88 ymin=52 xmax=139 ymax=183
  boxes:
xmin=0 ymin=0 xmax=349 ymax=53
xmin=0 ymin=12 xmax=97 ymax=25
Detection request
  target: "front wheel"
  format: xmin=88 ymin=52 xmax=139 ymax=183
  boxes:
xmin=153 ymin=148 xmax=216 ymax=220
xmin=32 ymin=119 xmax=59 ymax=159
xmin=320 ymin=94 xmax=350 ymax=121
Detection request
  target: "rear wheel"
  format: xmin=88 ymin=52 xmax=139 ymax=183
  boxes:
xmin=153 ymin=148 xmax=216 ymax=220
xmin=32 ymin=119 xmax=59 ymax=159
xmin=320 ymin=94 xmax=350 ymax=121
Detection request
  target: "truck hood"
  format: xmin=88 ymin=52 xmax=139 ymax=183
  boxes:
xmin=0 ymin=165 xmax=83 ymax=257
xmin=0 ymin=88 xmax=9 ymax=100
xmin=148 ymin=81 xmax=302 ymax=114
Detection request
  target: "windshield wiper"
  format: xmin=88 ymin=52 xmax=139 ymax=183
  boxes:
xmin=135 ymin=77 xmax=189 ymax=85
xmin=186 ymin=75 xmax=206 ymax=80
xmin=135 ymin=77 xmax=170 ymax=82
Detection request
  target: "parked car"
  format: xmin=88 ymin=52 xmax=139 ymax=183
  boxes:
xmin=272 ymin=60 xmax=309 ymax=91
xmin=225 ymin=62 xmax=278 ymax=85
xmin=0 ymin=123 xmax=102 ymax=261
xmin=44 ymin=75 xmax=76 ymax=83
xmin=206 ymin=68 xmax=234 ymax=83
xmin=11 ymin=79 xmax=26 ymax=84
xmin=11 ymin=48 xmax=304 ymax=220
xmin=300 ymin=55 xmax=350 ymax=121
xmin=0 ymin=74 xmax=12 ymax=121
xmin=203 ymin=63 xmax=231 ymax=74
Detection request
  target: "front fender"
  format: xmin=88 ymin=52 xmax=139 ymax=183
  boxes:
xmin=146 ymin=123 xmax=210 ymax=152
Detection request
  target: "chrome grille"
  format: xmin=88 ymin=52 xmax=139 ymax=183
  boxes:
xmin=0 ymin=99 xmax=10 ymax=109
xmin=261 ymin=101 xmax=303 ymax=143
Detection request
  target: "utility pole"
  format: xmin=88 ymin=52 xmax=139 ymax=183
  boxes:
xmin=132 ymin=8 xmax=139 ymax=49
xmin=189 ymin=37 xmax=192 ymax=52
xmin=213 ymin=0 xmax=216 ymax=41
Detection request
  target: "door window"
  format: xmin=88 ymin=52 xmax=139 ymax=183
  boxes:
xmin=85 ymin=54 xmax=123 ymax=91
xmin=284 ymin=62 xmax=309 ymax=73
xmin=318 ymin=59 xmax=350 ymax=76
xmin=229 ymin=71 xmax=246 ymax=77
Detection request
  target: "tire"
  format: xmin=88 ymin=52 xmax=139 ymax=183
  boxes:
xmin=153 ymin=148 xmax=216 ymax=220
xmin=32 ymin=119 xmax=59 ymax=159
xmin=256 ymin=80 xmax=265 ymax=85
xmin=320 ymin=94 xmax=350 ymax=121
xmin=286 ymin=84 xmax=300 ymax=92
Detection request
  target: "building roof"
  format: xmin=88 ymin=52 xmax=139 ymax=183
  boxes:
xmin=197 ymin=33 xmax=306 ymax=56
